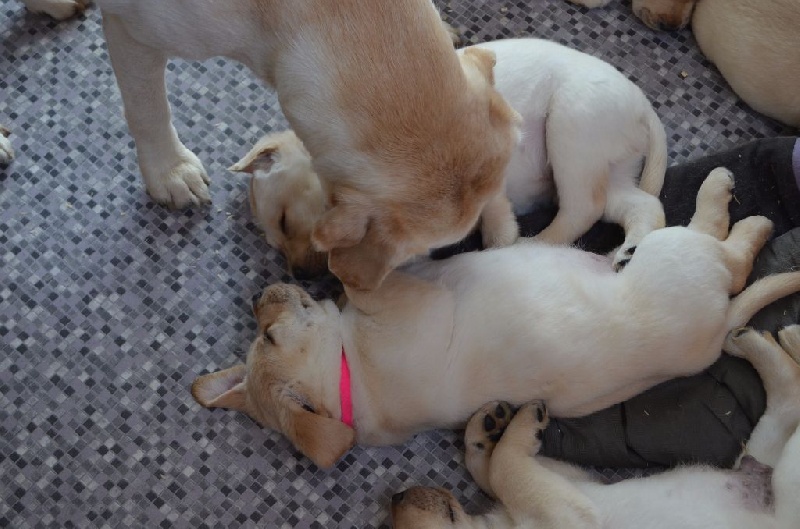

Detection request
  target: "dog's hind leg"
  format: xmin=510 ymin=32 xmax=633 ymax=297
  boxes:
xmin=531 ymin=162 xmax=607 ymax=247
xmin=721 ymin=215 xmax=773 ymax=294
xmin=485 ymin=401 xmax=600 ymax=528
xmin=603 ymin=157 xmax=666 ymax=270
xmin=102 ymin=14 xmax=210 ymax=209
xmin=725 ymin=327 xmax=800 ymax=466
xmin=687 ymin=167 xmax=734 ymax=239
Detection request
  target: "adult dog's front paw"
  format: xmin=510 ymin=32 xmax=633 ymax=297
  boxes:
xmin=24 ymin=0 xmax=89 ymax=20
xmin=0 ymin=127 xmax=13 ymax=166
xmin=143 ymin=150 xmax=211 ymax=209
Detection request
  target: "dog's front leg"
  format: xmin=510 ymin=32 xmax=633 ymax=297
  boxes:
xmin=102 ymin=14 xmax=210 ymax=209
xmin=488 ymin=402 xmax=601 ymax=529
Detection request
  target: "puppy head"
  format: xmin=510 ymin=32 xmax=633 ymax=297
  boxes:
xmin=191 ymin=283 xmax=355 ymax=468
xmin=231 ymin=130 xmax=329 ymax=279
xmin=633 ymin=0 xmax=696 ymax=31
xmin=391 ymin=487 xmax=471 ymax=529
xmin=311 ymin=48 xmax=520 ymax=290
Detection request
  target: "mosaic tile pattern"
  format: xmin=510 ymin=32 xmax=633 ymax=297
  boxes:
xmin=0 ymin=0 xmax=794 ymax=527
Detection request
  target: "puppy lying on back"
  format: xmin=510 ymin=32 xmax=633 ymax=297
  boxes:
xmin=391 ymin=326 xmax=800 ymax=529
xmin=96 ymin=0 xmax=521 ymax=291
xmin=234 ymin=38 xmax=667 ymax=276
xmin=192 ymin=169 xmax=800 ymax=468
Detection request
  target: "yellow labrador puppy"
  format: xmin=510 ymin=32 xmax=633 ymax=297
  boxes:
xmin=192 ymin=169 xmax=800 ymax=468
xmin=234 ymin=38 xmax=667 ymax=276
xmin=571 ymin=0 xmax=800 ymax=127
xmin=95 ymin=0 xmax=520 ymax=290
xmin=391 ymin=325 xmax=800 ymax=529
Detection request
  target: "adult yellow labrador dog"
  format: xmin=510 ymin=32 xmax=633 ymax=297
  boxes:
xmin=95 ymin=0 xmax=521 ymax=290
xmin=193 ymin=169 xmax=800 ymax=468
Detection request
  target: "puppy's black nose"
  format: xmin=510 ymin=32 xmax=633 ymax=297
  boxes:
xmin=251 ymin=293 xmax=261 ymax=313
xmin=391 ymin=491 xmax=406 ymax=506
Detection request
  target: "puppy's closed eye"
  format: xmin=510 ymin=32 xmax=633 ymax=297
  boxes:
xmin=264 ymin=328 xmax=276 ymax=345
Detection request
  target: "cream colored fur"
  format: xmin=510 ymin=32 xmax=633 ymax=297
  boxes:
xmin=95 ymin=0 xmax=520 ymax=290
xmin=236 ymin=38 xmax=667 ymax=275
xmin=392 ymin=325 xmax=800 ymax=529
xmin=572 ymin=0 xmax=800 ymax=127
xmin=192 ymin=169 xmax=800 ymax=468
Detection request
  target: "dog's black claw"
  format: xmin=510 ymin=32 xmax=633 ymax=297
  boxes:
xmin=535 ymin=429 xmax=543 ymax=441
xmin=495 ymin=403 xmax=507 ymax=419
xmin=536 ymin=406 xmax=544 ymax=423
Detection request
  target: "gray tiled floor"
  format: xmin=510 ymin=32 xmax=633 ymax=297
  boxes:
xmin=0 ymin=0 xmax=794 ymax=527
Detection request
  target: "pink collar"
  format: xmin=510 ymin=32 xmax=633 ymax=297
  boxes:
xmin=339 ymin=346 xmax=353 ymax=427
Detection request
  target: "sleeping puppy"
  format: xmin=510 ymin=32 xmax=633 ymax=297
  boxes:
xmin=0 ymin=126 xmax=13 ymax=166
xmin=570 ymin=0 xmax=800 ymax=127
xmin=234 ymin=38 xmax=667 ymax=276
xmin=192 ymin=169 xmax=800 ymax=468
xmin=391 ymin=325 xmax=800 ymax=529
xmin=21 ymin=0 xmax=91 ymax=19
xmin=95 ymin=0 xmax=520 ymax=291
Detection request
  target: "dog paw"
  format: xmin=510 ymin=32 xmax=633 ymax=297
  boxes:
xmin=464 ymin=401 xmax=515 ymax=495
xmin=25 ymin=0 xmax=88 ymax=20
xmin=143 ymin=151 xmax=211 ymax=209
xmin=706 ymin=167 xmax=735 ymax=197
xmin=507 ymin=400 xmax=549 ymax=454
xmin=466 ymin=401 xmax=515 ymax=452
xmin=0 ymin=127 xmax=13 ymax=166
xmin=612 ymin=244 xmax=636 ymax=272
xmin=723 ymin=327 xmax=770 ymax=359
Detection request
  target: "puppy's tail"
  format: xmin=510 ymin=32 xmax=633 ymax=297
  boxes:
xmin=726 ymin=271 xmax=800 ymax=330
xmin=638 ymin=107 xmax=667 ymax=197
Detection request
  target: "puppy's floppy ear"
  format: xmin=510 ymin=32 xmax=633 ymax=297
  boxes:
xmin=284 ymin=405 xmax=356 ymax=469
xmin=462 ymin=47 xmax=497 ymax=85
xmin=230 ymin=135 xmax=284 ymax=174
xmin=311 ymin=204 xmax=370 ymax=253
xmin=191 ymin=364 xmax=250 ymax=414
xmin=327 ymin=233 xmax=398 ymax=292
